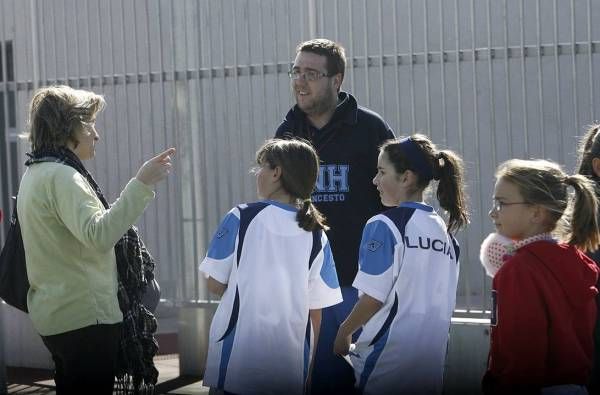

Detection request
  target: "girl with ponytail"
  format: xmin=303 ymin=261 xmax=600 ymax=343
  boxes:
xmin=577 ymin=123 xmax=600 ymax=395
xmin=333 ymin=134 xmax=469 ymax=395
xmin=482 ymin=158 xmax=600 ymax=394
xmin=199 ymin=138 xmax=342 ymax=395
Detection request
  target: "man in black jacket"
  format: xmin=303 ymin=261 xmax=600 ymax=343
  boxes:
xmin=275 ymin=38 xmax=395 ymax=395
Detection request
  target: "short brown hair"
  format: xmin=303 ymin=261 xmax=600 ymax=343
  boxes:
xmin=297 ymin=38 xmax=346 ymax=81
xmin=23 ymin=85 xmax=105 ymax=152
xmin=256 ymin=138 xmax=328 ymax=231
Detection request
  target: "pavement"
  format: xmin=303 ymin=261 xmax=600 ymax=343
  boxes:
xmin=5 ymin=354 xmax=210 ymax=394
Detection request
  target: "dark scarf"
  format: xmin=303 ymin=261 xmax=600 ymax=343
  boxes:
xmin=25 ymin=147 xmax=159 ymax=394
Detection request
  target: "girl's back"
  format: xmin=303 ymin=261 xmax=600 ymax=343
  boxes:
xmin=200 ymin=200 xmax=341 ymax=395
xmin=353 ymin=202 xmax=459 ymax=395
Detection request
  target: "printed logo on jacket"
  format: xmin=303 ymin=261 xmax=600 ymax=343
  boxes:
xmin=312 ymin=164 xmax=350 ymax=203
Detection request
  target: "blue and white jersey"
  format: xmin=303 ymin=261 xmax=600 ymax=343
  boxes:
xmin=351 ymin=202 xmax=459 ymax=395
xmin=199 ymin=200 xmax=342 ymax=395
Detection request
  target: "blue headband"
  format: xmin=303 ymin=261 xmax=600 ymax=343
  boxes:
xmin=397 ymin=137 xmax=434 ymax=181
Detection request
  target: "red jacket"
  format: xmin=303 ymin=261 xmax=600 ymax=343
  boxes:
xmin=483 ymin=241 xmax=599 ymax=394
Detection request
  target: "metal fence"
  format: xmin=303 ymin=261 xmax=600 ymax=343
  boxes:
xmin=1 ymin=0 xmax=599 ymax=314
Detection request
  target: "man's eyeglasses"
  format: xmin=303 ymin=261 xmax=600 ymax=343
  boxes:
xmin=491 ymin=199 xmax=530 ymax=213
xmin=288 ymin=70 xmax=331 ymax=81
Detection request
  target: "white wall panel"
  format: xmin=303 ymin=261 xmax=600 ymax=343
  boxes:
xmin=0 ymin=0 xmax=599 ymax=314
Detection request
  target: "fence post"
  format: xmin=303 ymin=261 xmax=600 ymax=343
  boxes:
xmin=0 ymin=303 xmax=8 ymax=395
xmin=178 ymin=301 xmax=217 ymax=377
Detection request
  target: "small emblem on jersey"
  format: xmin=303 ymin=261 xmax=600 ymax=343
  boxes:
xmin=367 ymin=239 xmax=382 ymax=252
xmin=490 ymin=290 xmax=497 ymax=327
xmin=215 ymin=228 xmax=229 ymax=239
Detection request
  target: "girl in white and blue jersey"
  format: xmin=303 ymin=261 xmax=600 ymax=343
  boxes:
xmin=334 ymin=134 xmax=469 ymax=395
xmin=199 ymin=139 xmax=342 ymax=395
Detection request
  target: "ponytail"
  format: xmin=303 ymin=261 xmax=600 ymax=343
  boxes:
xmin=563 ymin=174 xmax=600 ymax=251
xmin=296 ymin=200 xmax=329 ymax=232
xmin=434 ymin=150 xmax=469 ymax=233
xmin=498 ymin=158 xmax=600 ymax=251
xmin=381 ymin=134 xmax=470 ymax=234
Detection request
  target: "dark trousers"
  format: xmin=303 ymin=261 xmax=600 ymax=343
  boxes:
xmin=41 ymin=322 xmax=122 ymax=395
xmin=311 ymin=286 xmax=359 ymax=395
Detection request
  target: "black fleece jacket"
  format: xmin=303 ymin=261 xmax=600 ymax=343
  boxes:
xmin=275 ymin=92 xmax=395 ymax=286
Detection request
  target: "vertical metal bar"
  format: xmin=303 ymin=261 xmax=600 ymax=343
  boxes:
xmin=486 ymin=0 xmax=496 ymax=167
xmin=454 ymin=0 xmax=469 ymax=311
xmin=393 ymin=0 xmax=401 ymax=131
xmin=470 ymin=0 xmax=483 ymax=313
xmin=245 ymin=1 xmax=258 ymax=183
xmin=38 ymin=0 xmax=46 ymax=84
xmin=0 ymin=4 xmax=7 ymax=389
xmin=378 ymin=0 xmax=384 ymax=115
xmin=72 ymin=0 xmax=81 ymax=89
xmin=84 ymin=0 xmax=93 ymax=89
xmin=553 ymin=0 xmax=563 ymax=160
xmin=272 ymin=0 xmax=282 ymax=119
xmin=29 ymin=0 xmax=39 ymax=90
xmin=439 ymin=0 xmax=447 ymax=142
xmin=408 ymin=0 xmax=416 ymax=131
xmin=219 ymin=0 xmax=233 ymax=226
xmin=2 ymin=0 xmax=18 ymax=209
xmin=51 ymin=0 xmax=59 ymax=81
xmin=142 ymin=0 xmax=162 ymax=276
xmin=318 ymin=0 xmax=324 ymax=37
xmin=0 ymin=0 xmax=12 ymax=228
xmin=571 ymin=0 xmax=580 ymax=135
xmin=259 ymin=0 xmax=268 ymax=146
xmin=503 ymin=0 xmax=513 ymax=158
xmin=169 ymin=0 xmax=187 ymax=300
xmin=334 ymin=0 xmax=339 ymax=41
xmin=61 ymin=0 xmax=68 ymax=81
xmin=156 ymin=0 xmax=177 ymax=299
xmin=106 ymin=0 xmax=122 ymax=188
xmin=131 ymin=1 xmax=147 ymax=242
xmin=587 ymin=0 xmax=595 ymax=120
xmin=362 ymin=0 xmax=370 ymax=106
xmin=286 ymin=0 xmax=292 ymax=67
xmin=132 ymin=0 xmax=143 ymax=162
xmin=484 ymin=0 xmax=496 ymax=310
xmin=348 ymin=0 xmax=355 ymax=91
xmin=536 ymin=0 xmax=545 ymax=157
xmin=204 ymin=0 xmax=221 ymax=270
xmin=119 ymin=0 xmax=134 ymax=180
xmin=519 ymin=0 xmax=529 ymax=154
xmin=308 ymin=0 xmax=316 ymax=38
xmin=424 ymin=0 xmax=432 ymax=135
xmin=194 ymin=0 xmax=209 ymax=302
xmin=300 ymin=0 xmax=306 ymax=39
xmin=182 ymin=0 xmax=200 ymax=301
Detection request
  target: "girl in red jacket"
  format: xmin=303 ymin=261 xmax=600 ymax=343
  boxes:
xmin=483 ymin=159 xmax=600 ymax=395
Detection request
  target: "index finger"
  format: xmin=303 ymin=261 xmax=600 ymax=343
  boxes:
xmin=151 ymin=147 xmax=176 ymax=162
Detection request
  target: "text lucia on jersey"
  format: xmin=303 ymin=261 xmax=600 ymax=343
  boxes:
xmin=404 ymin=235 xmax=455 ymax=260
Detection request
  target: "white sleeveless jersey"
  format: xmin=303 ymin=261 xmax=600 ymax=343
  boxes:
xmin=351 ymin=202 xmax=459 ymax=395
xmin=199 ymin=200 xmax=342 ymax=395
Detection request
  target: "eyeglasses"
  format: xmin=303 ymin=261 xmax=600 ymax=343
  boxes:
xmin=288 ymin=69 xmax=331 ymax=81
xmin=491 ymin=199 xmax=530 ymax=213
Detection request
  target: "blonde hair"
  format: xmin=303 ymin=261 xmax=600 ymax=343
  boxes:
xmin=22 ymin=85 xmax=105 ymax=152
xmin=496 ymin=159 xmax=600 ymax=251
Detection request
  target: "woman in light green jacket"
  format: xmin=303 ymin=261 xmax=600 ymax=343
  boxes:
xmin=17 ymin=85 xmax=174 ymax=394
